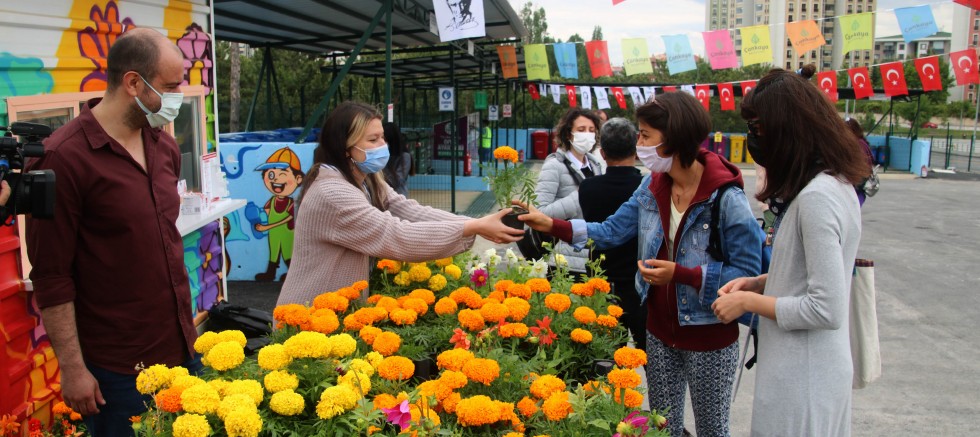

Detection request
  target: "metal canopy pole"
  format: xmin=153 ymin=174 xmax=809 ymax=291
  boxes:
xmin=269 ymin=50 xmax=285 ymax=126
xmin=450 ymin=44 xmax=457 ymax=213
xmin=385 ymin=0 xmax=393 ymax=121
xmin=297 ymin=3 xmax=388 ymax=143
xmin=244 ymin=45 xmax=269 ymax=132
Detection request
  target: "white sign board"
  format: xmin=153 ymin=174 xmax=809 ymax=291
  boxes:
xmin=488 ymin=105 xmax=499 ymax=121
xmin=502 ymin=104 xmax=512 ymax=118
xmin=439 ymin=87 xmax=455 ymax=112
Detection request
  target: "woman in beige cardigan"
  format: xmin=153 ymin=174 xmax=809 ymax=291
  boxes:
xmin=277 ymin=102 xmax=523 ymax=305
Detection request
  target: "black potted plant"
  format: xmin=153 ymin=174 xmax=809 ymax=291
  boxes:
xmin=482 ymin=145 xmax=536 ymax=230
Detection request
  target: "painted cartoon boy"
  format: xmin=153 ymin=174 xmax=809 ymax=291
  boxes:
xmin=254 ymin=147 xmax=303 ymax=281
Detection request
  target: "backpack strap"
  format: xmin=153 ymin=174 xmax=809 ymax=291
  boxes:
xmin=558 ymin=155 xmax=585 ymax=186
xmin=707 ymin=182 xmax=740 ymax=261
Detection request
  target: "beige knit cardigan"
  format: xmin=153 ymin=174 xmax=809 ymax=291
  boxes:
xmin=277 ymin=167 xmax=474 ymax=306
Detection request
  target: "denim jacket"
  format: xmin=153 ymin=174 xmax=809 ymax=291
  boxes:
xmin=570 ymin=174 xmax=763 ymax=326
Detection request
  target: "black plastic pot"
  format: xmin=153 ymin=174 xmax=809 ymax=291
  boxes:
xmin=501 ymin=207 xmax=528 ymax=230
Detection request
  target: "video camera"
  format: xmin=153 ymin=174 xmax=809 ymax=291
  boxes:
xmin=0 ymin=122 xmax=56 ymax=223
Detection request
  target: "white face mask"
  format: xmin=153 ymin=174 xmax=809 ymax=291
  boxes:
xmin=570 ymin=131 xmax=596 ymax=154
xmin=637 ymin=143 xmax=673 ymax=173
xmin=135 ymin=75 xmax=183 ymax=128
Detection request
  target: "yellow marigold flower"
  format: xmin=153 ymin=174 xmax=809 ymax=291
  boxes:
xmin=193 ymin=331 xmax=220 ymax=354
xmin=614 ymin=347 xmax=648 ymax=369
xmin=336 ymin=286 xmax=361 ymax=301
xmin=436 ymin=348 xmax=475 ymax=371
xmin=257 ymin=344 xmax=292 ymax=371
xmin=310 ymin=308 xmax=340 ymax=334
xmin=570 ymin=283 xmax=594 ymax=297
xmin=614 ymin=388 xmax=644 ymax=408
xmin=269 ymin=390 xmax=305 ymax=416
xmin=170 ymin=366 xmax=190 ymax=380
xmin=507 ymin=283 xmax=532 ymax=300
xmin=458 ymin=308 xmax=486 ymax=331
xmin=570 ymin=328 xmax=593 ymax=344
xmin=154 ymin=387 xmax=183 ymax=413
xmin=517 ymin=396 xmax=539 ymax=417
xmin=328 ymin=333 xmax=358 ymax=357
xmin=377 ymin=259 xmax=402 ymax=273
xmin=529 ymin=374 xmax=566 ymax=400
xmin=434 ymin=297 xmax=458 ymax=316
xmin=455 ymin=395 xmax=502 ymax=426
xmin=428 ymin=274 xmax=448 ymax=291
xmin=224 ymin=408 xmax=263 ymax=437
xmin=393 ymin=271 xmax=412 ymax=286
xmin=504 ymin=432 xmax=525 ymax=437
xmin=499 ymin=322 xmax=529 ymax=338
xmin=402 ymin=297 xmax=429 ymax=316
xmin=587 ymin=277 xmax=611 ymax=293
xmin=347 ymin=358 xmax=375 ymax=377
xmin=408 ymin=264 xmax=432 ymax=282
xmin=263 ymin=370 xmax=299 ymax=393
xmin=217 ymin=330 xmax=247 ymax=347
xmin=607 ymin=368 xmax=641 ymax=389
xmin=596 ymin=315 xmax=618 ymax=328
xmin=607 ymin=305 xmax=624 ymax=318
xmin=313 ymin=292 xmax=349 ymax=313
xmin=360 ymin=325 xmax=382 ymax=345
xmin=338 ymin=371 xmax=372 ymax=396
xmin=205 ymin=341 xmax=245 ymax=372
xmin=170 ymin=375 xmax=205 ymax=392
xmin=493 ymin=146 xmax=520 ymax=163
xmin=217 ymin=394 xmax=257 ymax=420
xmin=543 ymin=293 xmax=571 ymax=313
xmin=408 ymin=288 xmax=437 ymax=305
xmin=526 ymin=278 xmax=551 ymax=293
xmin=284 ymin=331 xmax=331 ymax=359
xmin=364 ymin=351 xmax=384 ymax=368
xmin=225 ymin=380 xmax=264 ymax=406
xmin=494 ymin=279 xmax=515 ymax=293
xmin=352 ymin=280 xmax=369 ymax=291
xmin=180 ymin=384 xmax=220 ymax=415
xmin=439 ymin=370 xmax=468 ymax=390
xmin=316 ymin=384 xmax=360 ymax=419
xmin=136 ymin=364 xmax=172 ymax=394
xmin=372 ymin=331 xmax=402 ymax=356
xmin=444 ymin=264 xmax=462 ymax=280
xmin=479 ymin=302 xmax=510 ymax=324
xmin=172 ymin=413 xmax=210 ymax=437
xmin=434 ymin=257 xmax=454 ymax=267
xmin=541 ymin=391 xmax=573 ymax=421
xmin=273 ymin=304 xmax=311 ymax=330
xmin=573 ymin=306 xmax=598 ymax=325
xmin=462 ymin=358 xmax=500 ymax=385
xmin=377 ymin=356 xmax=415 ymax=381
xmin=503 ymin=297 xmax=531 ymax=321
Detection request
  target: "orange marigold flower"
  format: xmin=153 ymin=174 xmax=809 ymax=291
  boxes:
xmin=375 ymin=296 xmax=400 ymax=313
xmin=401 ymin=297 xmax=429 ymax=316
xmin=543 ymin=293 xmax=571 ymax=313
xmin=529 ymin=374 xmax=566 ymax=400
xmin=494 ymin=279 xmax=515 ymax=293
xmin=503 ymin=297 xmax=531 ymax=321
xmin=343 ymin=314 xmax=366 ymax=331
xmin=614 ymin=388 xmax=644 ymax=408
xmin=434 ymin=257 xmax=454 ymax=267
xmin=614 ymin=347 xmax=648 ymax=369
xmin=439 ymin=370 xmax=468 ymax=390
xmin=450 ymin=287 xmax=484 ymax=309
xmin=362 ymin=307 xmax=389 ymax=324
xmin=434 ymin=297 xmax=458 ymax=316
xmin=461 ymin=358 xmax=500 ymax=385
xmin=493 ymin=146 xmax=520 ymax=163
xmin=352 ymin=280 xmax=369 ymax=291
xmin=479 ymin=302 xmax=509 ymax=324
xmin=367 ymin=294 xmax=385 ymax=304
xmin=155 ymin=387 xmax=183 ymax=413
xmin=436 ymin=348 xmax=475 ymax=371
xmin=455 ymin=395 xmax=502 ymax=426
xmin=372 ymin=331 xmax=402 ymax=356
xmin=313 ymin=292 xmax=349 ymax=313
xmin=499 ymin=323 xmax=529 ymax=338
xmin=573 ymin=306 xmax=597 ymax=324
xmin=570 ymin=283 xmax=594 ymax=297
xmin=336 ymin=286 xmax=362 ymax=301
xmin=273 ymin=304 xmax=311 ymax=330
xmin=70 ymin=412 xmax=82 ymax=421
xmin=541 ymin=391 xmax=573 ymax=421
xmin=52 ymin=401 xmax=72 ymax=415
xmin=587 ymin=277 xmax=611 ymax=293
xmin=359 ymin=325 xmax=382 ymax=345
xmin=389 ymin=308 xmax=418 ymax=326
xmin=596 ymin=315 xmax=618 ymax=328
xmin=570 ymin=328 xmax=593 ymax=344
xmin=442 ymin=392 xmax=462 ymax=414
xmin=582 ymin=380 xmax=608 ymax=394
xmin=408 ymin=289 xmax=436 ymax=305
xmin=377 ymin=259 xmax=402 ymax=273
xmin=310 ymin=309 xmax=340 ymax=334
xmin=487 ymin=290 xmax=505 ymax=303
xmin=458 ymin=309 xmax=486 ymax=331
xmin=377 ymin=356 xmax=415 ymax=380
xmin=526 ymin=278 xmax=551 ymax=293
xmin=517 ymin=396 xmax=539 ymax=417
xmin=607 ymin=368 xmax=641 ymax=389
xmin=607 ymin=305 xmax=624 ymax=318
xmin=507 ymin=283 xmax=532 ymax=300
xmin=372 ymin=393 xmax=399 ymax=410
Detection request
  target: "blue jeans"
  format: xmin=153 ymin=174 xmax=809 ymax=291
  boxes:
xmin=83 ymin=354 xmax=202 ymax=437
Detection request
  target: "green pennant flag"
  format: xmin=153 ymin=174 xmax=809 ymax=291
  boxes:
xmin=474 ymin=91 xmax=488 ymax=109
xmin=738 ymin=25 xmax=772 ymax=67
xmin=621 ymin=38 xmax=653 ymax=76
xmin=524 ymin=44 xmax=551 ymax=81
xmin=839 ymin=13 xmax=874 ymax=56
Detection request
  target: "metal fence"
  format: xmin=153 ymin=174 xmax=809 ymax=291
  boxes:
xmin=928 ymin=137 xmax=979 ymax=173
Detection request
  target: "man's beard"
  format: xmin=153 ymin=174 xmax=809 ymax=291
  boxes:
xmin=126 ymin=97 xmax=150 ymax=129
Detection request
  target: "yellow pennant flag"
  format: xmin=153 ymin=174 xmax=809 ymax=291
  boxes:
xmin=839 ymin=13 xmax=874 ymax=56
xmin=621 ymin=38 xmax=654 ymax=76
xmin=739 ymin=25 xmax=772 ymax=67
xmin=524 ymin=44 xmax=551 ymax=81
xmin=786 ymin=20 xmax=825 ymax=56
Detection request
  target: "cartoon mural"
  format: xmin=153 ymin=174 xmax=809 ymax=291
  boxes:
xmin=251 ymin=148 xmax=304 ymax=281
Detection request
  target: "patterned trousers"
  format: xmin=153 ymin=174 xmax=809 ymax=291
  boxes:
xmin=646 ymin=333 xmax=739 ymax=437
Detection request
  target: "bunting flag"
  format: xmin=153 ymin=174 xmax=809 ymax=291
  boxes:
xmin=610 ymin=86 xmax=628 ymax=109
xmin=527 ymin=83 xmax=540 ymax=100
xmin=739 ymin=25 xmax=772 ymax=67
xmin=694 ymin=85 xmax=710 ymax=110
xmin=663 ymin=35 xmax=697 ymax=75
xmin=954 ymin=0 xmax=980 ymax=9
xmin=786 ymin=20 xmax=826 ymax=56
xmin=740 ymin=80 xmax=757 ymax=96
xmin=540 ymin=84 xmax=547 ymax=97
xmin=627 ymin=86 xmax=644 ymax=106
xmin=895 ymin=5 xmax=939 ymax=44
xmin=663 ymin=86 xmax=677 ymax=93
xmin=951 ymin=48 xmax=980 ymax=85
xmin=817 ymin=71 xmax=838 ymax=102
xmin=848 ymin=67 xmax=874 ymax=99
xmin=554 ymin=43 xmax=579 ymax=79
xmin=566 ymin=85 xmax=578 ymax=107
xmin=551 ymin=84 xmax=561 ymax=104
xmin=880 ymin=61 xmax=909 ymax=97
xmin=622 ymin=38 xmax=654 ymax=76
xmin=497 ymin=45 xmax=519 ymax=79
xmin=595 ymin=87 xmax=611 ymax=109
xmin=524 ymin=44 xmax=550 ymax=81
xmin=718 ymin=82 xmax=736 ymax=111
xmin=580 ymin=86 xmax=593 ymax=109
xmin=702 ymin=30 xmax=739 ymax=70
xmin=838 ymin=13 xmax=874 ymax=56
xmin=642 ymin=86 xmax=656 ymax=103
xmin=613 ymin=0 xmax=627 ymax=4
xmin=914 ymin=56 xmax=943 ymax=91
xmin=585 ymin=40 xmax=613 ymax=78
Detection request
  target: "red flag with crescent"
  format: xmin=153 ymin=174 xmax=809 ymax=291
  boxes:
xmin=954 ymin=0 xmax=980 ymax=10
xmin=695 ymin=85 xmax=710 ymax=110
xmin=739 ymin=80 xmax=757 ymax=97
xmin=914 ymin=56 xmax=943 ymax=91
xmin=817 ymin=71 xmax=838 ymax=102
xmin=879 ymin=62 xmax=908 ymax=97
xmin=951 ymin=49 xmax=980 ymax=85
xmin=717 ymin=82 xmax=735 ymax=111
xmin=610 ymin=87 xmax=627 ymax=109
xmin=848 ymin=67 xmax=873 ymax=100
xmin=565 ymin=85 xmax=578 ymax=107
xmin=662 ymin=86 xmax=677 ymax=93
xmin=527 ymin=83 xmax=541 ymax=100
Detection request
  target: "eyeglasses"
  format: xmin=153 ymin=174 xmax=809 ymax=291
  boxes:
xmin=746 ymin=118 xmax=761 ymax=136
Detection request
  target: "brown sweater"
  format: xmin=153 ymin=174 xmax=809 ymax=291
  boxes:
xmin=277 ymin=167 xmax=475 ymax=305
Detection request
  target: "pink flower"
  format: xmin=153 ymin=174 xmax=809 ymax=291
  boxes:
xmin=382 ymin=400 xmax=412 ymax=431
xmin=470 ymin=269 xmax=488 ymax=288
xmin=614 ymin=411 xmax=651 ymax=437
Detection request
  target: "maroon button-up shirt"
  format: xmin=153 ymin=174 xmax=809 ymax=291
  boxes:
xmin=27 ymin=98 xmax=196 ymax=374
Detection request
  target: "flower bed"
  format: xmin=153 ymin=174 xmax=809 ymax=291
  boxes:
xmin=132 ymin=250 xmax=669 ymax=436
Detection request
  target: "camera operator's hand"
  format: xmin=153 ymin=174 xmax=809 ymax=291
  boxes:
xmin=0 ymin=180 xmax=10 ymax=207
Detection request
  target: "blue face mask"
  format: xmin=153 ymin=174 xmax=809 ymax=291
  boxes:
xmin=352 ymin=144 xmax=390 ymax=174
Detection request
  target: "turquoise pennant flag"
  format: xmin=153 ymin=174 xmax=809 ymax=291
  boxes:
xmin=662 ymin=35 xmax=697 ymax=75
xmin=554 ymin=43 xmax=579 ymax=79
xmin=894 ymin=5 xmax=939 ymax=44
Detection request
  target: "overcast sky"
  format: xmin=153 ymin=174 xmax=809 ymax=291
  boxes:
xmin=506 ymin=0 xmax=957 ymax=65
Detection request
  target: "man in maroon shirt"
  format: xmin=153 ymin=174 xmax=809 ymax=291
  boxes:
xmin=26 ymin=28 xmax=198 ymax=436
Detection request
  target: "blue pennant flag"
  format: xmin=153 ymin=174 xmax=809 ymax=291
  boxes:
xmin=662 ymin=35 xmax=697 ymax=75
xmin=554 ymin=43 xmax=579 ymax=79
xmin=894 ymin=5 xmax=939 ymax=44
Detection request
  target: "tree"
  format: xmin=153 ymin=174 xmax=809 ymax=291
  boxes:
xmin=520 ymin=2 xmax=552 ymax=44
xmin=591 ymin=26 xmax=603 ymax=42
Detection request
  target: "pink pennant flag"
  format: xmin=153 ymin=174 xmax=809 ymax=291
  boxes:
xmin=702 ymin=30 xmax=739 ymax=70
xmin=613 ymin=0 xmax=627 ymax=4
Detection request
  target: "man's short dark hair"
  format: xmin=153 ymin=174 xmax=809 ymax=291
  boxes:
xmin=599 ymin=117 xmax=637 ymax=160
xmin=106 ymin=31 xmax=163 ymax=90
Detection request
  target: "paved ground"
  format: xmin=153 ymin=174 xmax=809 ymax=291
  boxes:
xmin=228 ymin=164 xmax=980 ymax=435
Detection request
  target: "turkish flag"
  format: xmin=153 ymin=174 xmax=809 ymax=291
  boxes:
xmin=663 ymin=86 xmax=677 ymax=93
xmin=954 ymin=0 xmax=980 ymax=10
xmin=717 ymin=83 xmax=736 ymax=111
xmin=879 ymin=62 xmax=908 ymax=97
xmin=816 ymin=71 xmax=838 ymax=102
xmin=848 ymin=67 xmax=873 ymax=100
xmin=610 ymin=87 xmax=627 ymax=109
xmin=740 ymin=80 xmax=757 ymax=97
xmin=914 ymin=56 xmax=943 ymax=91
xmin=951 ymin=49 xmax=980 ymax=85
xmin=565 ymin=85 xmax=578 ymax=108
xmin=527 ymin=83 xmax=540 ymax=100
xmin=695 ymin=85 xmax=710 ymax=110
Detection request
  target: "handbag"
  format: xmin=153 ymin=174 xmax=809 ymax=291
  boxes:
xmin=515 ymin=156 xmax=587 ymax=260
xmin=862 ymin=165 xmax=881 ymax=197
xmin=850 ymin=259 xmax=881 ymax=389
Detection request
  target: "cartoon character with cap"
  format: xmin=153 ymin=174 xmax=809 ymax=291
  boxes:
xmin=253 ymin=147 xmax=304 ymax=281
